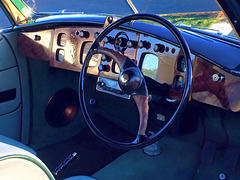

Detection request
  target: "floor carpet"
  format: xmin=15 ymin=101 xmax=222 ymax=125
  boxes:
xmin=37 ymin=127 xmax=127 ymax=180
xmin=93 ymin=136 xmax=201 ymax=180
xmin=194 ymin=149 xmax=240 ymax=180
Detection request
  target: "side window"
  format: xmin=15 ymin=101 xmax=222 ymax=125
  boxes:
xmin=0 ymin=7 xmax=12 ymax=29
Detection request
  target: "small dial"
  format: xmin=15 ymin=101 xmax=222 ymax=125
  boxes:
xmin=114 ymin=32 xmax=129 ymax=52
xmin=174 ymin=76 xmax=185 ymax=91
xmin=57 ymin=33 xmax=67 ymax=47
xmin=177 ymin=56 xmax=186 ymax=72
xmin=112 ymin=61 xmax=120 ymax=74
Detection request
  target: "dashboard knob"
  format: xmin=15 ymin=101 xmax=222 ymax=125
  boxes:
xmin=101 ymin=54 xmax=109 ymax=62
xmin=107 ymin=16 xmax=114 ymax=23
xmin=138 ymin=40 xmax=150 ymax=49
xmin=34 ymin=35 xmax=41 ymax=41
xmin=97 ymin=81 xmax=105 ymax=87
xmin=212 ymin=74 xmax=225 ymax=82
xmin=103 ymin=36 xmax=113 ymax=44
xmin=79 ymin=30 xmax=89 ymax=38
xmin=127 ymin=40 xmax=137 ymax=48
xmin=98 ymin=64 xmax=110 ymax=72
xmin=153 ymin=44 xmax=165 ymax=53
xmin=94 ymin=32 xmax=100 ymax=39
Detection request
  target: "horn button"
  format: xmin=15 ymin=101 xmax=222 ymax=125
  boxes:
xmin=118 ymin=67 xmax=143 ymax=95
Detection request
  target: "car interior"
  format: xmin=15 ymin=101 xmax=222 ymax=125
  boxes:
xmin=0 ymin=0 xmax=240 ymax=179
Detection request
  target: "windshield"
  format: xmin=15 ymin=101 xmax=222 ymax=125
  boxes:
xmin=22 ymin=0 xmax=237 ymax=40
xmin=24 ymin=0 xmax=133 ymax=15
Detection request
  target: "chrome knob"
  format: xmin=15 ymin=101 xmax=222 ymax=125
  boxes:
xmin=212 ymin=74 xmax=225 ymax=82
xmin=101 ymin=54 xmax=109 ymax=62
xmin=79 ymin=30 xmax=89 ymax=38
xmin=153 ymin=44 xmax=165 ymax=53
xmin=103 ymin=36 xmax=113 ymax=44
xmin=127 ymin=40 xmax=137 ymax=48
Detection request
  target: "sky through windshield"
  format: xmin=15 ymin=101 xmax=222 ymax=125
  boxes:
xmin=24 ymin=0 xmax=220 ymax=15
xmin=23 ymin=0 xmax=235 ymax=39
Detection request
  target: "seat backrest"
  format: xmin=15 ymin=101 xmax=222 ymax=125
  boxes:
xmin=0 ymin=142 xmax=55 ymax=180
xmin=0 ymin=134 xmax=36 ymax=155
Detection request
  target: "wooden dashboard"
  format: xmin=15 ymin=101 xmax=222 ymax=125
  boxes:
xmin=17 ymin=27 xmax=240 ymax=112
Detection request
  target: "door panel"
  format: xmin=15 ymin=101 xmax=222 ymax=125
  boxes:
xmin=0 ymin=107 xmax=21 ymax=140
xmin=0 ymin=67 xmax=21 ymax=115
xmin=4 ymin=32 xmax=31 ymax=144
xmin=0 ymin=34 xmax=22 ymax=141
xmin=0 ymin=35 xmax=16 ymax=70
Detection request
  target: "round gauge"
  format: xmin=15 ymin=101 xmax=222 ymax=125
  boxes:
xmin=177 ymin=56 xmax=186 ymax=72
xmin=114 ymin=32 xmax=129 ymax=52
xmin=175 ymin=76 xmax=185 ymax=91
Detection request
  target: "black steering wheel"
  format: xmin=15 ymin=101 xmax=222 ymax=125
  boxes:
xmin=79 ymin=13 xmax=192 ymax=149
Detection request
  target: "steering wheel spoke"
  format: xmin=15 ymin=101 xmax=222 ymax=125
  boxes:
xmin=132 ymin=95 xmax=149 ymax=135
xmin=97 ymin=47 xmax=127 ymax=70
xmin=95 ymin=46 xmax=150 ymax=140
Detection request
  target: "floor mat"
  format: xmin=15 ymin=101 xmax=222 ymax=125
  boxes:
xmin=37 ymin=127 xmax=127 ymax=180
xmin=194 ymin=150 xmax=240 ymax=180
xmin=93 ymin=136 xmax=201 ymax=180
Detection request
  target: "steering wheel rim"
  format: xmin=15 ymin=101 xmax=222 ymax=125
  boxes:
xmin=79 ymin=13 xmax=192 ymax=149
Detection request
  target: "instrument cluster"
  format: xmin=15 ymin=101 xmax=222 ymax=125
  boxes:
xmin=17 ymin=25 xmax=240 ymax=112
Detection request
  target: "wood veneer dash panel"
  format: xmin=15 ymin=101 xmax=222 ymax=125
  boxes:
xmin=18 ymin=30 xmax=54 ymax=61
xmin=192 ymin=57 xmax=240 ymax=112
xmin=51 ymin=27 xmax=103 ymax=73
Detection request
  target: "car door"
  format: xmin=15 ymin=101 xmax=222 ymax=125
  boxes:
xmin=0 ymin=7 xmax=31 ymax=144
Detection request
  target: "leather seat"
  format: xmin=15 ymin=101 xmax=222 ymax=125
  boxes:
xmin=0 ymin=134 xmax=36 ymax=155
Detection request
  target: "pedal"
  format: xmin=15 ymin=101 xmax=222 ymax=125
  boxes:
xmin=200 ymin=140 xmax=217 ymax=165
xmin=223 ymin=146 xmax=240 ymax=171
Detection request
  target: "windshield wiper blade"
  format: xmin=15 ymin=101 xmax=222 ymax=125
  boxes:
xmin=125 ymin=0 xmax=139 ymax=14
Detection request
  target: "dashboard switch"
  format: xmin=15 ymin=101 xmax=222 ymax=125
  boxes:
xmin=104 ymin=36 xmax=113 ymax=44
xmin=101 ymin=54 xmax=109 ymax=62
xmin=138 ymin=40 xmax=150 ymax=49
xmin=153 ymin=44 xmax=165 ymax=53
xmin=79 ymin=30 xmax=89 ymax=38
xmin=127 ymin=40 xmax=137 ymax=48
xmin=94 ymin=32 xmax=100 ymax=39
xmin=98 ymin=64 xmax=110 ymax=72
